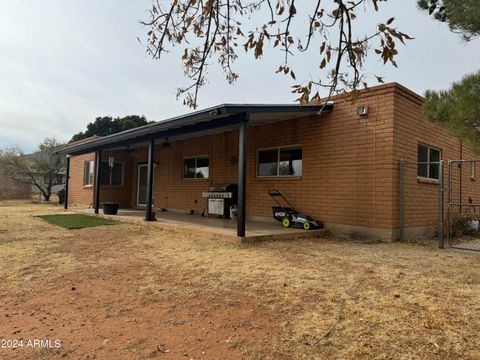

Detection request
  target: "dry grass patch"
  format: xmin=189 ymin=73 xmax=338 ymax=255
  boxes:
xmin=133 ymin=230 xmax=480 ymax=359
xmin=0 ymin=202 xmax=479 ymax=359
xmin=0 ymin=203 xmax=81 ymax=295
xmin=0 ymin=204 xmax=133 ymax=297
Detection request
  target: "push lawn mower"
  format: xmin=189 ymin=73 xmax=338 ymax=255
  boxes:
xmin=268 ymin=189 xmax=323 ymax=230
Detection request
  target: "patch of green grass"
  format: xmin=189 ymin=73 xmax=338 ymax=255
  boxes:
xmin=35 ymin=214 xmax=119 ymax=229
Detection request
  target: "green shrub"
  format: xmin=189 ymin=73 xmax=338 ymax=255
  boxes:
xmin=451 ymin=215 xmax=479 ymax=237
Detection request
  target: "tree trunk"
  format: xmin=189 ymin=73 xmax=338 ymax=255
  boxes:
xmin=44 ymin=183 xmax=52 ymax=202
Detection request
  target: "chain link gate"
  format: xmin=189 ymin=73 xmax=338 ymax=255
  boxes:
xmin=399 ymin=160 xmax=444 ymax=247
xmin=400 ymin=159 xmax=480 ymax=250
xmin=447 ymin=160 xmax=480 ymax=251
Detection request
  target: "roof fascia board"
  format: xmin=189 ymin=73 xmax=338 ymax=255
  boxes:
xmin=60 ymin=112 xmax=249 ymax=155
xmin=59 ymin=104 xmax=333 ymax=155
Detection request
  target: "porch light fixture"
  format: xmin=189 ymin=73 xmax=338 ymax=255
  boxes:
xmin=357 ymin=105 xmax=369 ymax=116
xmin=108 ymin=156 xmax=115 ymax=168
xmin=161 ymin=137 xmax=171 ymax=149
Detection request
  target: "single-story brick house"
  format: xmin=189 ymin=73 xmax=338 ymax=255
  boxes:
xmin=59 ymin=83 xmax=477 ymax=241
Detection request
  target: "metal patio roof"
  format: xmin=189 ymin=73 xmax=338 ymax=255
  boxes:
xmin=59 ymin=103 xmax=334 ymax=155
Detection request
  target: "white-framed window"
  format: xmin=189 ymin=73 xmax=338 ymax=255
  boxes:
xmin=183 ymin=156 xmax=209 ymax=179
xmin=417 ymin=144 xmax=441 ymax=180
xmin=99 ymin=161 xmax=124 ymax=186
xmin=83 ymin=161 xmax=94 ymax=186
xmin=257 ymin=146 xmax=302 ymax=177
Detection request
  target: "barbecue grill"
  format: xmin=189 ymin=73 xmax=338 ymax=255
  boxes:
xmin=202 ymin=183 xmax=238 ymax=218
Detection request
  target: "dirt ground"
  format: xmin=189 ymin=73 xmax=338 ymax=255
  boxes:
xmin=0 ymin=202 xmax=479 ymax=359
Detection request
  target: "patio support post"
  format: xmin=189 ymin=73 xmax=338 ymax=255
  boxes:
xmin=237 ymin=113 xmax=249 ymax=237
xmin=94 ymin=150 xmax=102 ymax=214
xmin=64 ymin=155 xmax=70 ymax=210
xmin=145 ymin=138 xmax=155 ymax=221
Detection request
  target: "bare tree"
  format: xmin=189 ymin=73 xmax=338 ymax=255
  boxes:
xmin=141 ymin=0 xmax=412 ymax=108
xmin=0 ymin=138 xmax=65 ymax=201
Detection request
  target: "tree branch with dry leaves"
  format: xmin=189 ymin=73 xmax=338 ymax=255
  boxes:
xmin=141 ymin=0 xmax=412 ymax=108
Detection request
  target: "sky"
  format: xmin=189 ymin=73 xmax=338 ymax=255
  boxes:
xmin=0 ymin=1 xmax=479 ymax=153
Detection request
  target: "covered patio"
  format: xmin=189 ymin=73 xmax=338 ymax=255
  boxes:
xmin=60 ymin=103 xmax=333 ymax=239
xmin=79 ymin=208 xmax=329 ymax=242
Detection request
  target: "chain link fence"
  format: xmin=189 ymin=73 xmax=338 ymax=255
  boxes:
xmin=400 ymin=159 xmax=480 ymax=251
xmin=447 ymin=160 xmax=480 ymax=251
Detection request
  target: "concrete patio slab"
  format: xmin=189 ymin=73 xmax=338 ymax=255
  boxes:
xmin=76 ymin=208 xmax=329 ymax=242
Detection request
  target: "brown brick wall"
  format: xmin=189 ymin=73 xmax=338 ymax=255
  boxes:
xmin=68 ymin=153 xmax=95 ymax=206
xmin=68 ymin=85 xmax=398 ymax=234
xmin=120 ymin=85 xmax=398 ymax=233
xmin=244 ymin=86 xmax=397 ymax=230
xmin=66 ymin=83 xmax=478 ymax=240
xmin=68 ymin=151 xmax=135 ymax=208
xmin=391 ymin=84 xmax=479 ymax=235
xmin=127 ymin=132 xmax=240 ymax=212
xmin=98 ymin=151 xmax=134 ymax=208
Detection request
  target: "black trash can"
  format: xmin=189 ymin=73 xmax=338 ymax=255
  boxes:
xmin=57 ymin=188 xmax=65 ymax=205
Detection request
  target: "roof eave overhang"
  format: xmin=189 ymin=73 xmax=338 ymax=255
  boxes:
xmin=59 ymin=103 xmax=334 ymax=156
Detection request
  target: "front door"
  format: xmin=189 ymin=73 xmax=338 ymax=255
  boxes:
xmin=137 ymin=164 xmax=148 ymax=206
